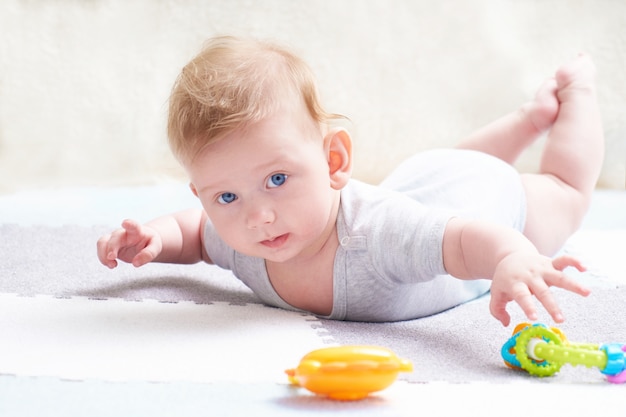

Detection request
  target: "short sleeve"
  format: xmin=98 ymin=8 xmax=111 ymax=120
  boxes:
xmin=369 ymin=195 xmax=453 ymax=283
xmin=339 ymin=180 xmax=453 ymax=285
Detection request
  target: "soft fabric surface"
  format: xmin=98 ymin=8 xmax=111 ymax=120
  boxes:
xmin=0 ymin=294 xmax=330 ymax=383
xmin=0 ymin=223 xmax=624 ymax=385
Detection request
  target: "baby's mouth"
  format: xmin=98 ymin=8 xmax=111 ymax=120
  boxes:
xmin=261 ymin=233 xmax=289 ymax=248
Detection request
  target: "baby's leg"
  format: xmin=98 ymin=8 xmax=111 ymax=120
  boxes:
xmin=456 ymin=79 xmax=559 ymax=164
xmin=522 ymin=55 xmax=604 ymax=255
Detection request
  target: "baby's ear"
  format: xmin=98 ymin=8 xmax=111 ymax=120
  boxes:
xmin=189 ymin=183 xmax=199 ymax=197
xmin=324 ymin=128 xmax=353 ymax=190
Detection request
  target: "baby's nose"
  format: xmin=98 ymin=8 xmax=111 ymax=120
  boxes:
xmin=246 ymin=203 xmax=275 ymax=229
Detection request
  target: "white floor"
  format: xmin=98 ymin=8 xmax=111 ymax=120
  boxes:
xmin=0 ymin=294 xmax=331 ymax=383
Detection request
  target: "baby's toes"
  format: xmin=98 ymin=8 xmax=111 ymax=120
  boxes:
xmin=555 ymin=54 xmax=597 ymax=92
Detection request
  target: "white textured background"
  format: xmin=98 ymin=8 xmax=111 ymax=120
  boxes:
xmin=0 ymin=0 xmax=624 ymax=193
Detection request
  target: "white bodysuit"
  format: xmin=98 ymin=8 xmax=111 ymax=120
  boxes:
xmin=204 ymin=149 xmax=527 ymax=322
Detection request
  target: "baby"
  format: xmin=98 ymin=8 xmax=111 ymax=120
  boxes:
xmin=97 ymin=36 xmax=604 ymax=325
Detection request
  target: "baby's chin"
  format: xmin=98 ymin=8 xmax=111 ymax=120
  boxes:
xmin=260 ymin=251 xmax=298 ymax=264
xmin=232 ymin=245 xmax=297 ymax=264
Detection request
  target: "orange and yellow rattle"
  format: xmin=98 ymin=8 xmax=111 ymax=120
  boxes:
xmin=285 ymin=345 xmax=413 ymax=401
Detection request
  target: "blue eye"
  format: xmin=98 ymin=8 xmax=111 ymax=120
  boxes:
xmin=267 ymin=173 xmax=287 ymax=188
xmin=217 ymin=192 xmax=237 ymax=205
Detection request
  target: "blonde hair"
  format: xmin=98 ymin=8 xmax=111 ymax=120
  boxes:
xmin=167 ymin=36 xmax=341 ymax=163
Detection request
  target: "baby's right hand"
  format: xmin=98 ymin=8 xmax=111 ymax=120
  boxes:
xmin=96 ymin=219 xmax=163 ymax=269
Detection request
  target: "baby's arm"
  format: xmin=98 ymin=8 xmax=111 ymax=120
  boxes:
xmin=442 ymin=218 xmax=589 ymax=326
xmin=97 ymin=208 xmax=210 ymax=268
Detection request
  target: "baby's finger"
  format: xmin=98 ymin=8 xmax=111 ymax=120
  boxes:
xmin=552 ymin=255 xmax=586 ymax=272
xmin=489 ymin=296 xmax=512 ymax=327
xmin=121 ymin=219 xmax=143 ymax=241
xmin=510 ymin=285 xmax=539 ymax=323
xmin=545 ymin=269 xmax=591 ymax=297
xmin=103 ymin=227 xmax=131 ymax=262
xmin=96 ymin=234 xmax=118 ymax=268
xmin=131 ymin=242 xmax=160 ymax=267
xmin=531 ymin=283 xmax=564 ymax=323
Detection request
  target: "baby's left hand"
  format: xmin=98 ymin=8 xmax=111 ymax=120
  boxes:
xmin=489 ymin=252 xmax=589 ymax=326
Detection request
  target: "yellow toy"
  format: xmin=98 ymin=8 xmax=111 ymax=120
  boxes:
xmin=285 ymin=345 xmax=413 ymax=401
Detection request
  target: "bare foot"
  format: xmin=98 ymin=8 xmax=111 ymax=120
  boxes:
xmin=453 ymin=55 xmax=594 ymax=166
xmin=521 ymin=78 xmax=559 ymax=134
xmin=555 ymin=54 xmax=597 ymax=100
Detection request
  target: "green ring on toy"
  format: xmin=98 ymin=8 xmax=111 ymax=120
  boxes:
xmin=515 ymin=325 xmax=563 ymax=377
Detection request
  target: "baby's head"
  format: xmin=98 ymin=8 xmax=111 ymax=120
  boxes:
xmin=167 ymin=37 xmax=353 ymax=263
xmin=167 ymin=36 xmax=340 ymax=165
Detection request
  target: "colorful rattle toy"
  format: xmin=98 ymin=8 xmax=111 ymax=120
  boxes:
xmin=501 ymin=322 xmax=626 ymax=383
xmin=285 ymin=345 xmax=413 ymax=400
